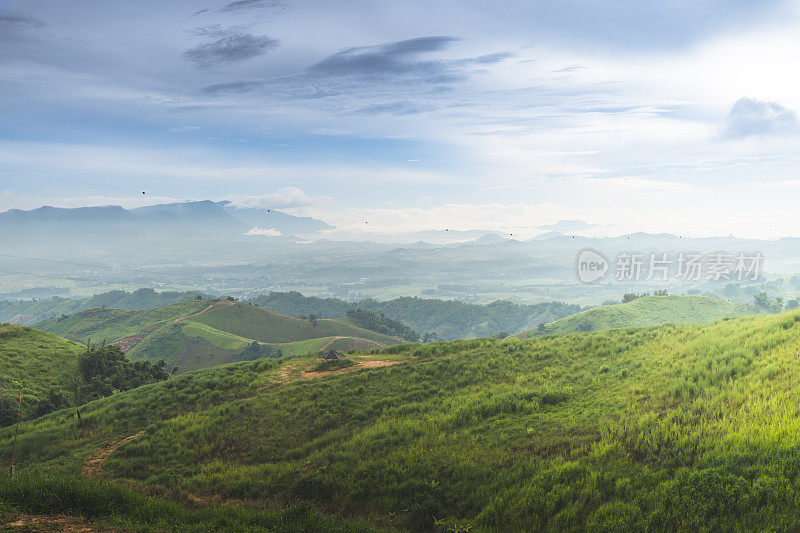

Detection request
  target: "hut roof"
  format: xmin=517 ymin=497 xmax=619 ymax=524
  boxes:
xmin=320 ymin=349 xmax=346 ymax=360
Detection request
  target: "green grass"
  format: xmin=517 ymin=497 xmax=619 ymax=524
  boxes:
xmin=182 ymin=323 xmax=250 ymax=351
xmin=174 ymin=341 xmax=238 ymax=375
xmin=11 ymin=312 xmax=800 ymax=529
xmin=517 ymin=295 xmax=753 ymax=337
xmin=190 ymin=304 xmax=399 ymax=346
xmin=0 ymin=324 xmax=84 ymax=419
xmin=0 ymin=474 xmax=379 ymax=532
xmin=36 ymin=300 xmax=210 ymax=345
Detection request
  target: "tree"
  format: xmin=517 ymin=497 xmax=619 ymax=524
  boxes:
xmin=754 ymin=292 xmax=784 ymax=313
xmin=754 ymin=291 xmax=772 ymax=311
xmin=77 ymin=342 xmax=168 ymax=403
xmin=233 ymin=341 xmax=282 ymax=362
xmin=422 ymin=332 xmax=440 ymax=343
xmin=346 ymin=308 xmax=420 ymax=342
xmin=32 ymin=389 xmax=70 ymax=418
xmin=308 ymin=314 xmax=318 ymax=327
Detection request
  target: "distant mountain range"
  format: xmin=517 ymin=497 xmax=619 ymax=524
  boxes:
xmin=6 ymin=199 xmax=800 ymax=306
xmin=0 ymin=200 xmax=332 ymax=241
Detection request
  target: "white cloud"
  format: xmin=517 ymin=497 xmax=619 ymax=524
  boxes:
xmin=0 ymin=191 xmax=185 ymax=212
xmin=220 ymin=187 xmax=332 ymax=211
xmin=722 ymin=97 xmax=800 ymax=138
xmin=311 ymin=128 xmax=353 ymax=136
xmin=539 ymin=220 xmax=599 ymax=232
xmin=244 ymin=226 xmax=282 ymax=236
xmin=168 ymin=126 xmax=202 ymax=133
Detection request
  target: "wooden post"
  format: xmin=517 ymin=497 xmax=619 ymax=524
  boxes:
xmin=9 ymin=391 xmax=21 ymax=478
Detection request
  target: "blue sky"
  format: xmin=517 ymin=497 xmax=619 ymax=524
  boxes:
xmin=3 ymin=0 xmax=800 ymax=239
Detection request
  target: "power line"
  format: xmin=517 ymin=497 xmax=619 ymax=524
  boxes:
xmin=0 ymin=252 xmax=198 ymax=279
xmin=0 ymin=268 xmax=56 ymax=279
xmin=0 ymin=168 xmax=147 ymax=195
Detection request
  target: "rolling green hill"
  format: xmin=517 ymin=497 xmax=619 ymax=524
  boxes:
xmin=0 ymin=324 xmax=84 ymax=421
xmin=186 ymin=304 xmax=399 ymax=345
xmin=35 ymin=300 xmax=211 ymax=343
xmin=250 ymin=291 xmax=583 ymax=340
xmin=6 ymin=312 xmax=800 ymax=530
xmin=0 ymin=288 xmax=207 ymax=324
xmin=516 ymin=295 xmax=753 ymax=337
xmin=37 ymin=300 xmax=403 ymax=373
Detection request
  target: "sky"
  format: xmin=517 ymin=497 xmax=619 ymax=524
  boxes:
xmin=3 ymin=0 xmax=800 ymax=239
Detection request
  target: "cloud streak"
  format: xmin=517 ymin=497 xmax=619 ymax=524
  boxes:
xmin=0 ymin=11 xmax=45 ymax=28
xmin=308 ymin=36 xmax=460 ymax=77
xmin=201 ymin=36 xmax=512 ymax=108
xmin=220 ymin=0 xmax=282 ymax=12
xmin=183 ymin=29 xmax=278 ymax=67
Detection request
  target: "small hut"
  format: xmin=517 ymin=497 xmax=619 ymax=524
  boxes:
xmin=319 ymin=349 xmax=346 ymax=360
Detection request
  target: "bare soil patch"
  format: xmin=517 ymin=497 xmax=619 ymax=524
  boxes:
xmin=1 ymin=513 xmax=119 ymax=532
xmin=110 ymin=335 xmax=143 ymax=352
xmin=302 ymin=359 xmax=405 ymax=379
xmin=358 ymin=360 xmax=404 ymax=369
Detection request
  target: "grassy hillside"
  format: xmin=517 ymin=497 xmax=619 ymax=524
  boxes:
xmin=517 ymin=295 xmax=753 ymax=337
xmin=187 ymin=304 xmax=399 ymax=345
xmin=36 ymin=300 xmax=211 ymax=343
xmin=0 ymin=324 xmax=84 ymax=420
xmin=7 ymin=312 xmax=800 ymax=530
xmin=37 ymin=301 xmax=402 ymax=373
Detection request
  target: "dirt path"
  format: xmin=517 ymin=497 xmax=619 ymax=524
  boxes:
xmin=182 ymin=322 xmax=255 ymax=343
xmin=303 ymin=359 xmax=405 ymax=379
xmin=82 ymin=431 xmax=144 ymax=480
xmin=358 ymin=360 xmax=404 ymax=369
xmin=173 ymin=300 xmax=234 ymax=323
xmin=1 ymin=513 xmax=118 ymax=532
xmin=319 ymin=336 xmax=388 ymax=351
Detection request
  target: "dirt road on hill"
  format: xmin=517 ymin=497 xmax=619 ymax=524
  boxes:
xmin=318 ymin=336 xmax=388 ymax=351
xmin=173 ymin=300 xmax=235 ymax=323
xmin=82 ymin=430 xmax=144 ymax=480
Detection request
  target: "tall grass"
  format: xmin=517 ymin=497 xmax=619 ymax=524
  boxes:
xmin=7 ymin=312 xmax=800 ymax=530
xmin=0 ymin=474 xmax=377 ymax=532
